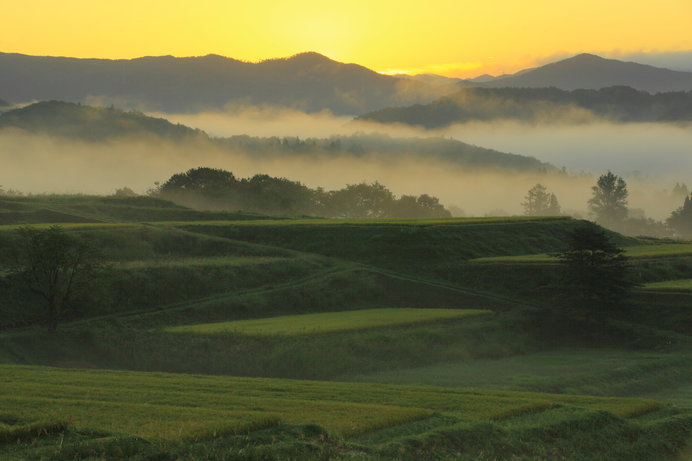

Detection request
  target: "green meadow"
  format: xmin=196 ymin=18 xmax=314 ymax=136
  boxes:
xmin=1 ymin=365 xmax=687 ymax=460
xmin=165 ymin=308 xmax=492 ymax=336
xmin=0 ymin=196 xmax=690 ymax=460
xmin=643 ymin=278 xmax=692 ymax=291
xmin=344 ymin=348 xmax=692 ymax=401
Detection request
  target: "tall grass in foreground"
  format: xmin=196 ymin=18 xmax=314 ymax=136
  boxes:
xmin=1 ymin=365 xmax=689 ymax=460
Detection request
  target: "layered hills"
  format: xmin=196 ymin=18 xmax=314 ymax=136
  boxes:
xmin=357 ymin=86 xmax=692 ymax=128
xmin=466 ymin=53 xmax=692 ymax=93
xmin=0 ymin=52 xmax=445 ymax=114
xmin=4 ymin=52 xmax=691 ymax=117
xmin=0 ymin=101 xmax=552 ymax=171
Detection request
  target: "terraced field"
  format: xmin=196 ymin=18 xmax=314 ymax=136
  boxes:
xmin=643 ymin=278 xmax=692 ymax=291
xmin=1 ymin=211 xmax=690 ymax=459
xmin=165 ymin=308 xmax=492 ymax=336
xmin=163 ymin=216 xmax=571 ymax=226
xmin=0 ymin=365 xmax=681 ymax=451
xmin=471 ymin=243 xmax=692 ymax=263
xmin=344 ymin=349 xmax=692 ymax=402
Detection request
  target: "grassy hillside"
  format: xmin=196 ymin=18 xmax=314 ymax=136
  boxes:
xmin=472 ymin=243 xmax=692 ymax=263
xmin=179 ymin=217 xmax=634 ymax=269
xmin=643 ymin=278 xmax=692 ymax=291
xmin=0 ymin=210 xmax=690 ymax=459
xmin=165 ymin=308 xmax=492 ymax=336
xmin=1 ymin=365 xmax=688 ymax=460
xmin=0 ymin=195 xmax=275 ymax=225
xmin=345 ymin=348 xmax=692 ymax=402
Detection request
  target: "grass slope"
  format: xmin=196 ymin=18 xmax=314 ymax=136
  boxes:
xmin=1 ymin=365 xmax=689 ymax=460
xmin=0 ymin=195 xmax=275 ymax=224
xmin=643 ymin=279 xmax=692 ymax=291
xmin=165 ymin=308 xmax=492 ymax=336
xmin=344 ymin=349 xmax=692 ymax=402
xmin=179 ymin=217 xmax=636 ymax=271
xmin=472 ymin=243 xmax=692 ymax=263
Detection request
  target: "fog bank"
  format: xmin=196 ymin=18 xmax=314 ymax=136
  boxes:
xmin=1 ymin=126 xmax=687 ymax=220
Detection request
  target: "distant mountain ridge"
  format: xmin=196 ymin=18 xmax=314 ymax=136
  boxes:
xmin=0 ymin=101 xmax=205 ymax=141
xmin=465 ymin=54 xmax=692 ymax=93
xmin=0 ymin=101 xmax=552 ymax=172
xmin=0 ymin=52 xmax=447 ymax=114
xmin=357 ymin=86 xmax=692 ymax=128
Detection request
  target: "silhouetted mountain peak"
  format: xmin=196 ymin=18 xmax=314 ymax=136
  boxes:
xmin=291 ymin=51 xmax=331 ymax=61
xmin=569 ymin=53 xmax=603 ymax=61
xmin=0 ymin=51 xmax=448 ymax=113
xmin=261 ymin=51 xmax=335 ymax=66
xmin=472 ymin=53 xmax=692 ymax=92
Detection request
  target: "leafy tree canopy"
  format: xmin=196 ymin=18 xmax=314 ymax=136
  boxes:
xmin=9 ymin=226 xmax=105 ymax=331
xmin=522 ymin=183 xmax=561 ymax=216
xmin=154 ymin=168 xmax=451 ymax=219
xmin=588 ymin=171 xmax=628 ymax=226
xmin=667 ymin=194 xmax=692 ymax=239
xmin=555 ymin=225 xmax=637 ymax=323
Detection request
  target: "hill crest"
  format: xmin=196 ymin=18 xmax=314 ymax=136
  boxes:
xmin=0 ymin=51 xmax=446 ymax=114
xmin=0 ymin=100 xmax=552 ymax=172
xmin=468 ymin=53 xmax=692 ymax=93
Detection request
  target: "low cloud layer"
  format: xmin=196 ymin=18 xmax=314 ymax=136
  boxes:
xmin=2 ymin=116 xmax=689 ymax=221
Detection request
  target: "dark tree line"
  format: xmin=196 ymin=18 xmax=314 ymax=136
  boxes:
xmin=152 ymin=167 xmax=451 ymax=219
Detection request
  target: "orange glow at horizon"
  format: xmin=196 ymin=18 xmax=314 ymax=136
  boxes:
xmin=1 ymin=0 xmax=691 ymax=78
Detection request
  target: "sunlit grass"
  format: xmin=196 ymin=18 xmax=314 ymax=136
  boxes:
xmin=155 ymin=216 xmax=570 ymax=227
xmin=0 ymin=365 xmax=660 ymax=443
xmin=642 ymin=278 xmax=692 ymax=291
xmin=164 ymin=308 xmax=492 ymax=336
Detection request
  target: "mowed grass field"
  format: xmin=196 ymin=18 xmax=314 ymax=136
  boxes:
xmin=0 ymin=365 xmax=664 ymax=443
xmin=164 ymin=308 xmax=492 ymax=336
xmin=471 ymin=243 xmax=692 ymax=263
xmin=643 ymin=278 xmax=692 ymax=291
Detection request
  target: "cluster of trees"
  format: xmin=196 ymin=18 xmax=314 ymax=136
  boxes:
xmin=668 ymin=194 xmax=692 ymax=239
xmin=0 ymin=185 xmax=23 ymax=196
xmin=152 ymin=167 xmax=451 ymax=219
xmin=522 ymin=184 xmax=561 ymax=216
xmin=521 ymin=174 xmax=692 ymax=238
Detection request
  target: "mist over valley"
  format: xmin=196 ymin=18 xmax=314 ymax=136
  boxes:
xmin=2 ymin=3 xmax=692 ymax=458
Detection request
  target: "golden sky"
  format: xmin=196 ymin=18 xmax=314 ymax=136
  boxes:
xmin=2 ymin=0 xmax=691 ymax=78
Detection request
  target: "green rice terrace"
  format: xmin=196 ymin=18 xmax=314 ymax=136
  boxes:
xmin=0 ymin=365 xmax=687 ymax=460
xmin=165 ymin=308 xmax=492 ymax=336
xmin=0 ymin=195 xmax=690 ymax=460
xmin=643 ymin=278 xmax=692 ymax=291
xmin=470 ymin=243 xmax=692 ymax=263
